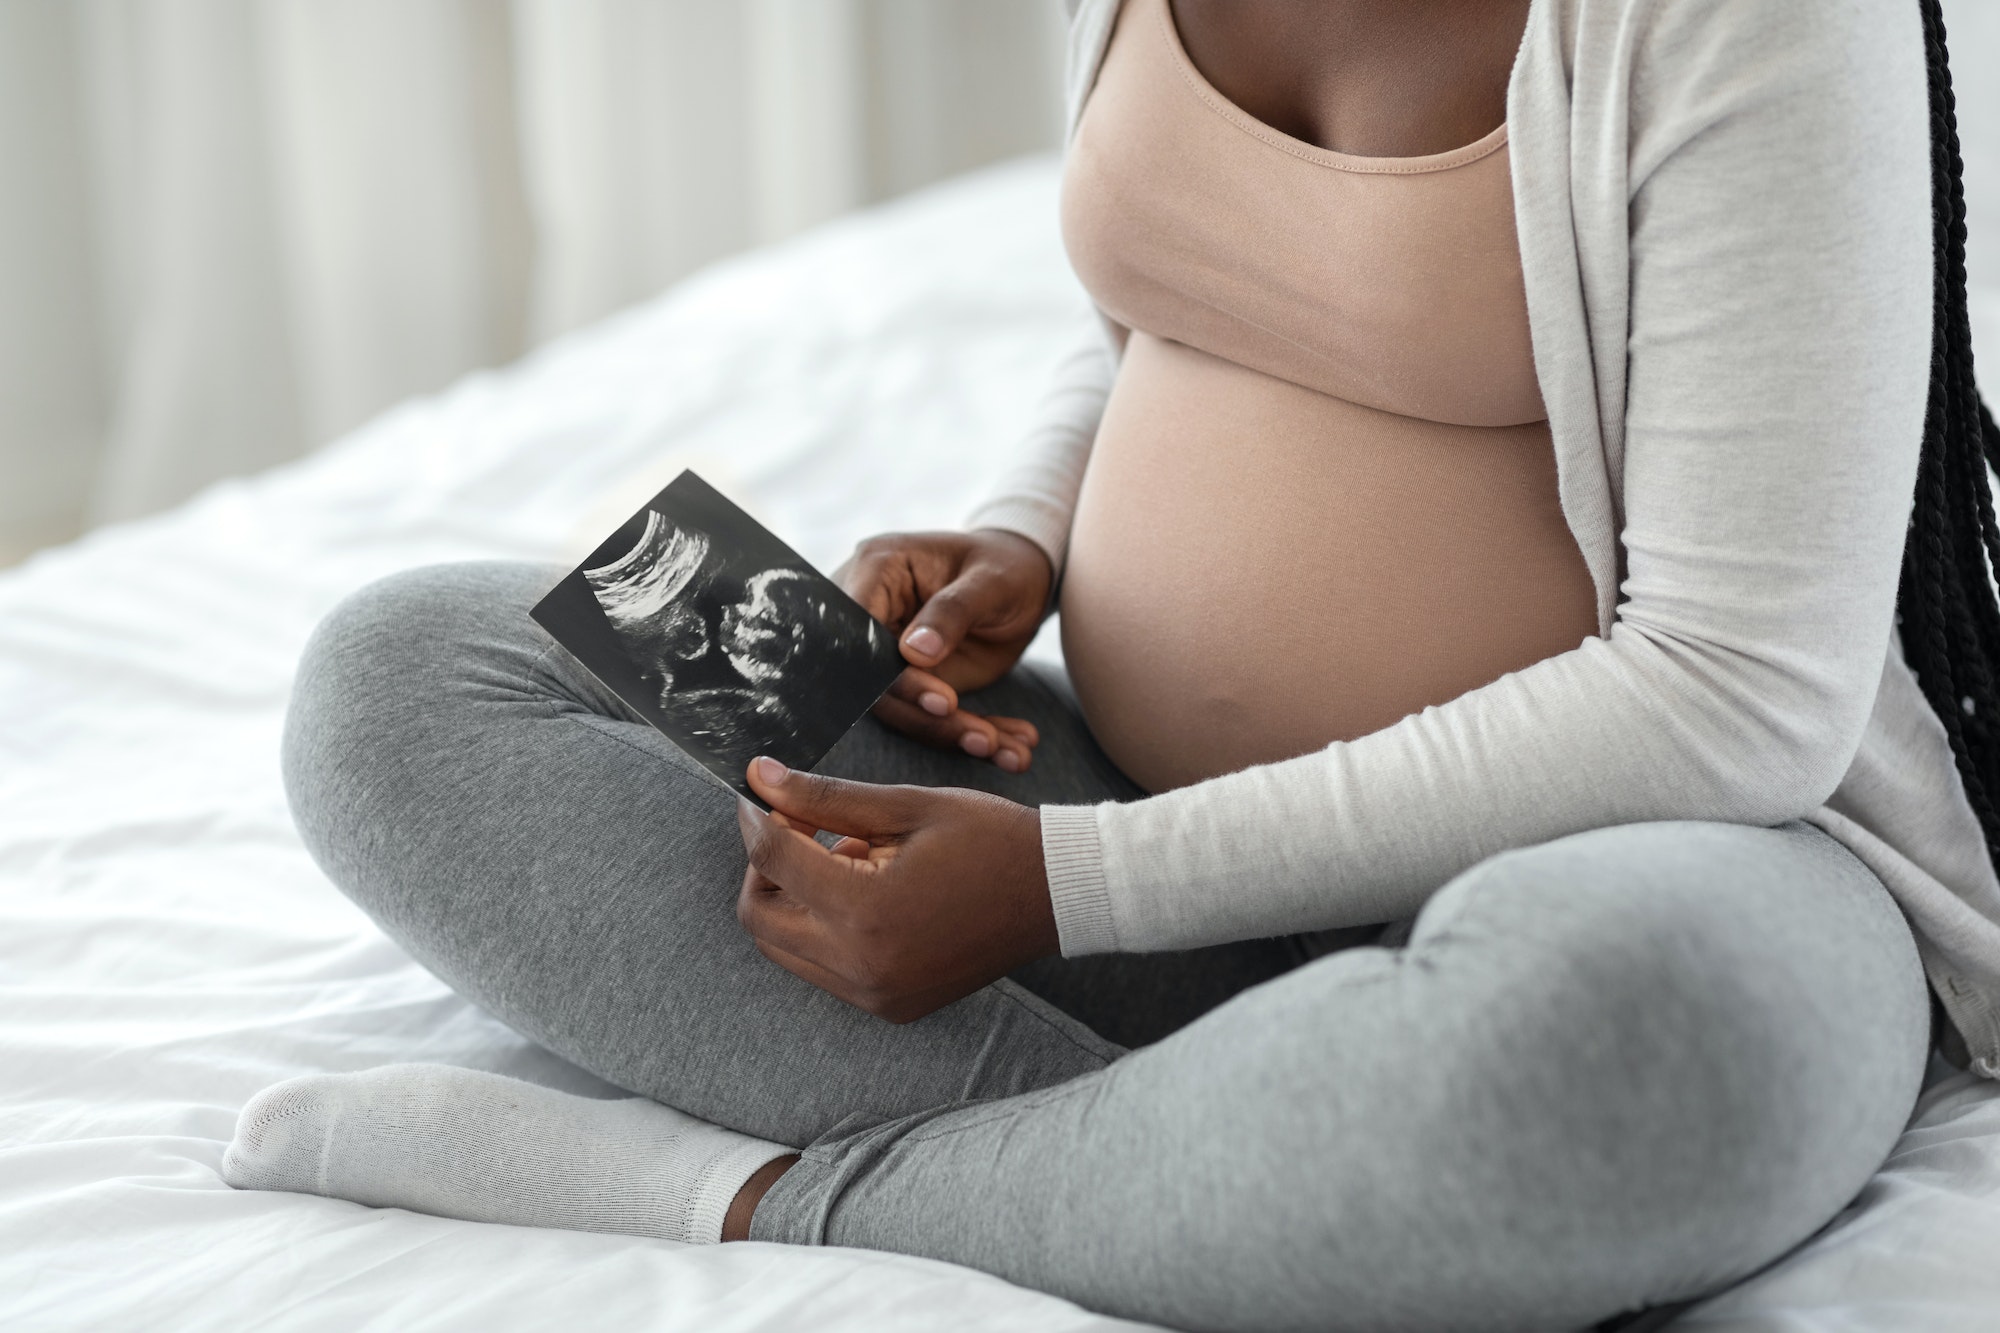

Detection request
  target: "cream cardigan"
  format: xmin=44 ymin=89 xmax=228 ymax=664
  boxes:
xmin=966 ymin=0 xmax=2000 ymax=1076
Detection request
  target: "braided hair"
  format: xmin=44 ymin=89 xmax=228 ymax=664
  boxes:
xmin=1901 ymin=0 xmax=2000 ymax=868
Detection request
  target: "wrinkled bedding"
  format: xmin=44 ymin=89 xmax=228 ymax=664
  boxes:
xmin=4 ymin=158 xmax=2000 ymax=1332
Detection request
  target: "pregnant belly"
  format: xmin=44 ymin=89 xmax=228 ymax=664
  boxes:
xmin=1060 ymin=332 xmax=1600 ymax=794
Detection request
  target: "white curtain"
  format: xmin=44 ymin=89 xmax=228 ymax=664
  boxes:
xmin=1957 ymin=2 xmax=2000 ymax=409
xmin=0 ymin=0 xmax=1064 ymax=562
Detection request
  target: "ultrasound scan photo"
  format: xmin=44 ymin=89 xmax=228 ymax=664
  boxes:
xmin=530 ymin=471 xmax=905 ymax=803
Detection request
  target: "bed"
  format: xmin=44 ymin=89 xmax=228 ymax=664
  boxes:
xmin=5 ymin=155 xmax=2000 ymax=1332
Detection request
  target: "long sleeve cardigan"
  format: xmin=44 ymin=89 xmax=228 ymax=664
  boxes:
xmin=967 ymin=0 xmax=2000 ymax=1077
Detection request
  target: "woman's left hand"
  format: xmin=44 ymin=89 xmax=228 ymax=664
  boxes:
xmin=735 ymin=757 xmax=1059 ymax=1023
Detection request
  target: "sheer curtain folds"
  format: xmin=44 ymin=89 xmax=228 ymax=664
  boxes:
xmin=0 ymin=0 xmax=1064 ymax=562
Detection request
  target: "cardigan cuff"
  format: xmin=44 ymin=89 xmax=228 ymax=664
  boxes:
xmin=1040 ymin=804 xmax=1118 ymax=956
xmin=965 ymin=498 xmax=1071 ymax=578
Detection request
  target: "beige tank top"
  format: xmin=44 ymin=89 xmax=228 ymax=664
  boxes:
xmin=1058 ymin=0 xmax=1599 ymax=794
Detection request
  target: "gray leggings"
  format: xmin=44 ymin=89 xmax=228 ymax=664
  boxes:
xmin=283 ymin=561 xmax=1932 ymax=1333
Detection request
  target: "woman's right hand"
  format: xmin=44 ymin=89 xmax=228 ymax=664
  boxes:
xmin=835 ymin=528 xmax=1054 ymax=773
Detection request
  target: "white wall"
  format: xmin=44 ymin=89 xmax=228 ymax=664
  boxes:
xmin=0 ymin=2 xmax=102 ymax=560
xmin=0 ymin=0 xmax=1066 ymax=565
xmin=1948 ymin=0 xmax=2000 ymax=377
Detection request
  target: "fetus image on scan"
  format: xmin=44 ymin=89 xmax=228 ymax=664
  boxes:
xmin=582 ymin=508 xmax=889 ymax=776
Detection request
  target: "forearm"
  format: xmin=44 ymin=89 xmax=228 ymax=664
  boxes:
xmin=1045 ymin=623 xmax=1891 ymax=954
xmin=965 ymin=313 xmax=1119 ymax=574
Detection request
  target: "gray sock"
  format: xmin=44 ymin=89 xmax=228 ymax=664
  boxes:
xmin=222 ymin=1063 xmax=792 ymax=1244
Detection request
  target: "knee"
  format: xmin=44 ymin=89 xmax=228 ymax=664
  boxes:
xmin=298 ymin=558 xmax=554 ymax=682
xmin=281 ymin=562 xmax=558 ymax=879
xmin=1131 ymin=825 xmax=1924 ymax=1323
xmin=1416 ymin=822 xmax=1922 ymax=1062
xmin=286 ymin=561 xmax=550 ymax=749
xmin=1404 ymin=821 xmax=1926 ymax=1286
xmin=1415 ymin=822 xmax=1923 ymax=1083
xmin=294 ymin=557 xmax=555 ymax=703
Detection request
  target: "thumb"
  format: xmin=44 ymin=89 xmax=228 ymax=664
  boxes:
xmin=746 ymin=757 xmax=923 ymax=840
xmin=899 ymin=568 xmax=1004 ymax=667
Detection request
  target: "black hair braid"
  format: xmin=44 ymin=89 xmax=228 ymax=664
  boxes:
xmin=1903 ymin=0 xmax=2000 ymax=866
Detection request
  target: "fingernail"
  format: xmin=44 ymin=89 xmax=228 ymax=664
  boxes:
xmin=755 ymin=756 xmax=788 ymax=785
xmin=995 ymin=748 xmax=1022 ymax=772
xmin=905 ymin=627 xmax=945 ymax=658
xmin=960 ymin=731 xmax=992 ymax=758
xmin=919 ymin=691 xmax=951 ymax=716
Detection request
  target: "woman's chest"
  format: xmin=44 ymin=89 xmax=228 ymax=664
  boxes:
xmin=1063 ymin=0 xmax=1543 ymax=428
xmin=1165 ymin=0 xmax=1530 ymax=158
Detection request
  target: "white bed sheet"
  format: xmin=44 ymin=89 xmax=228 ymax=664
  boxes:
xmin=4 ymin=157 xmax=2000 ymax=1333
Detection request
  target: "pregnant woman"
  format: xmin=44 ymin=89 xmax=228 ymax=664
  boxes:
xmin=225 ymin=0 xmax=2000 ymax=1328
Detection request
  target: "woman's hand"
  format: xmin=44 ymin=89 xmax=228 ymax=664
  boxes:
xmin=735 ymin=757 xmax=1059 ymax=1023
xmin=835 ymin=528 xmax=1053 ymax=773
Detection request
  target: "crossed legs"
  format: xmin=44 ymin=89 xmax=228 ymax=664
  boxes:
xmin=255 ymin=561 xmax=1931 ymax=1332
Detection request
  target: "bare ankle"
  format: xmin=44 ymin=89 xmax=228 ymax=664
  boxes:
xmin=722 ymin=1153 xmax=799 ymax=1241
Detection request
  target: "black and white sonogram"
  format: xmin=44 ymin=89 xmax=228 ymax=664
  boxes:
xmin=530 ymin=471 xmax=904 ymax=804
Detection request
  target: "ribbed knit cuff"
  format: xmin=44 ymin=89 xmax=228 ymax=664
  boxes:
xmin=964 ymin=499 xmax=1070 ymax=578
xmin=1040 ymin=804 xmax=1117 ymax=956
xmin=681 ymin=1134 xmax=796 ymax=1246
